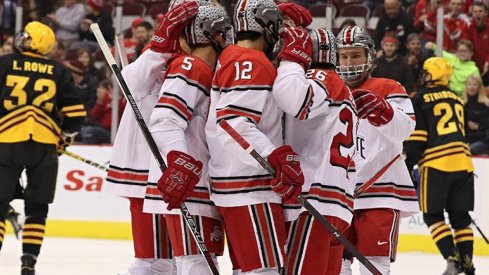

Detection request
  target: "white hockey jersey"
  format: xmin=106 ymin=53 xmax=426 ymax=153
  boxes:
xmin=103 ymin=50 xmax=171 ymax=198
xmin=143 ymin=54 xmax=219 ymax=219
xmin=205 ymin=45 xmax=283 ymax=207
xmin=273 ymin=61 xmax=357 ymax=223
xmin=350 ymin=77 xmax=419 ymax=217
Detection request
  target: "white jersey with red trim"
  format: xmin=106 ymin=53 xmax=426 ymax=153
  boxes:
xmin=143 ymin=54 xmax=219 ymax=219
xmin=350 ymin=77 xmax=419 ymax=217
xmin=273 ymin=61 xmax=357 ymax=223
xmin=103 ymin=50 xmax=171 ymax=198
xmin=205 ymin=45 xmax=283 ymax=207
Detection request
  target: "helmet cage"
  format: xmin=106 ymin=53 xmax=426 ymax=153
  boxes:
xmin=335 ymin=26 xmax=375 ymax=83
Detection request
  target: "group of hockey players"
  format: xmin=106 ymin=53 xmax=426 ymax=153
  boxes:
xmin=0 ymin=0 xmax=477 ymax=274
xmin=102 ymin=0 xmax=478 ymax=274
xmin=103 ymin=0 xmax=422 ymax=274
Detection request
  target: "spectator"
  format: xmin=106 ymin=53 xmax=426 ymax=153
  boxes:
xmin=64 ymin=59 xmax=97 ymax=110
xmin=118 ymin=17 xmax=144 ymax=61
xmin=46 ymin=42 xmax=67 ymax=62
xmin=74 ymin=0 xmax=114 ymax=50
xmin=463 ymin=74 xmax=489 ymax=155
xmin=405 ymin=33 xmax=433 ymax=90
xmin=372 ymin=35 xmax=415 ymax=92
xmin=80 ymin=80 xmax=125 ymax=144
xmin=421 ymin=0 xmax=470 ymax=52
xmin=77 ymin=48 xmax=104 ymax=82
xmin=461 ymin=2 xmax=489 ymax=72
xmin=1 ymin=35 xmax=13 ymax=55
xmin=426 ymin=40 xmax=480 ymax=96
xmin=131 ymin=21 xmax=153 ymax=62
xmin=47 ymin=0 xmax=85 ymax=49
xmin=374 ymin=0 xmax=414 ymax=55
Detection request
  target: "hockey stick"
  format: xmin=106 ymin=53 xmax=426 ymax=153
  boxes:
xmin=115 ymin=33 xmax=129 ymax=68
xmin=90 ymin=23 xmax=219 ymax=275
xmin=354 ymin=154 xmax=403 ymax=197
xmin=471 ymin=217 xmax=489 ymax=244
xmin=218 ymin=120 xmax=382 ymax=275
xmin=58 ymin=149 xmax=109 ymax=172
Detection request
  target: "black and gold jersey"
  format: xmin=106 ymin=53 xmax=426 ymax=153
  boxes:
xmin=406 ymin=86 xmax=473 ymax=172
xmin=0 ymin=52 xmax=86 ymax=144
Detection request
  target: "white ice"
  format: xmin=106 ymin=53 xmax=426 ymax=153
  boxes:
xmin=1 ymin=235 xmax=489 ymax=274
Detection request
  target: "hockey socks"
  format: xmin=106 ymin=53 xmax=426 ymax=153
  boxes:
xmin=427 ymin=221 xmax=456 ymax=259
xmin=0 ymin=220 xmax=5 ymax=251
xmin=22 ymin=216 xmax=46 ymax=256
xmin=454 ymin=227 xmax=475 ymax=273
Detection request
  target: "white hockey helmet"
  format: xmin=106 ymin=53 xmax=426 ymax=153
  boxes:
xmin=309 ymin=28 xmax=337 ymax=66
xmin=233 ymin=0 xmax=282 ymax=42
xmin=168 ymin=0 xmax=212 ymax=10
xmin=184 ymin=5 xmax=233 ymax=53
xmin=335 ymin=26 xmax=375 ymax=84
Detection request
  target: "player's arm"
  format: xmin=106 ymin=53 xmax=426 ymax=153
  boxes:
xmin=58 ymin=67 xmax=86 ymax=134
xmin=383 ymin=89 xmax=417 ymax=142
xmin=405 ymin=94 xmax=428 ymax=171
xmin=121 ymin=0 xmax=198 ymax=101
xmin=149 ymin=57 xmax=209 ymax=158
xmin=353 ymin=82 xmax=416 ymax=142
xmin=149 ymin=57 xmax=209 ymax=210
xmin=273 ymin=27 xmax=327 ymax=120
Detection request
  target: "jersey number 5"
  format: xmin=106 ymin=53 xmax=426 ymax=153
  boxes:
xmin=434 ymin=102 xmax=465 ymax=136
xmin=4 ymin=75 xmax=56 ymax=112
xmin=330 ymin=108 xmax=354 ymax=170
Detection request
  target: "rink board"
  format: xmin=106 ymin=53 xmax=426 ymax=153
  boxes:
xmin=6 ymin=145 xmax=489 ymax=255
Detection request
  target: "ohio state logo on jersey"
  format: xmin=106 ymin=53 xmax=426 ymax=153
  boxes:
xmin=210 ymin=226 xmax=223 ymax=242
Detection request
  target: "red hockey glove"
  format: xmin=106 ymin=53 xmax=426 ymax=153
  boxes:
xmin=278 ymin=3 xmax=312 ymax=28
xmin=352 ymin=89 xmax=394 ymax=127
xmin=278 ymin=27 xmax=312 ymax=70
xmin=150 ymin=0 xmax=198 ymax=53
xmin=157 ymin=150 xmax=203 ymax=210
xmin=267 ymin=145 xmax=304 ymax=200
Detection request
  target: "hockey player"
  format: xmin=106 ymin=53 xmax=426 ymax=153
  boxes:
xmin=142 ymin=4 xmax=233 ymax=274
xmin=336 ymin=26 xmax=419 ymax=275
xmin=273 ymin=27 xmax=358 ymax=275
xmin=0 ymin=21 xmax=86 ymax=274
xmin=102 ymin=2 xmax=199 ymax=274
xmin=406 ymin=57 xmax=475 ymax=275
xmin=204 ymin=0 xmax=305 ymax=273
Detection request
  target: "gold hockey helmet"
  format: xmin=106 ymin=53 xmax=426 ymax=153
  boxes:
xmin=15 ymin=21 xmax=56 ymax=55
xmin=422 ymin=57 xmax=453 ymax=86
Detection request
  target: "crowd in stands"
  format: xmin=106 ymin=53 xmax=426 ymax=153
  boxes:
xmin=0 ymin=0 xmax=488 ymax=154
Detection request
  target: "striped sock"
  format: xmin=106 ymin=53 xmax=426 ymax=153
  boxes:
xmin=454 ymin=227 xmax=474 ymax=269
xmin=0 ymin=220 xmax=5 ymax=251
xmin=22 ymin=217 xmax=46 ymax=256
xmin=429 ymin=221 xmax=456 ymax=259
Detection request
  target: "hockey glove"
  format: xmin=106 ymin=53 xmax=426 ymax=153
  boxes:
xmin=57 ymin=132 xmax=76 ymax=154
xmin=150 ymin=0 xmax=198 ymax=54
xmin=278 ymin=3 xmax=312 ymax=28
xmin=157 ymin=150 xmax=203 ymax=211
xmin=267 ymin=145 xmax=304 ymax=200
xmin=352 ymin=89 xmax=394 ymax=127
xmin=278 ymin=27 xmax=312 ymax=70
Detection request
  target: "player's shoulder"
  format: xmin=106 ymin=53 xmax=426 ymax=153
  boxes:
xmin=166 ymin=54 xmax=213 ymax=89
xmin=308 ymin=69 xmax=351 ymax=101
xmin=363 ymin=77 xmax=408 ymax=98
xmin=220 ymin=45 xmax=274 ymax=70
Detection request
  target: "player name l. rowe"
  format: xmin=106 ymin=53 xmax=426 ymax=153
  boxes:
xmin=12 ymin=60 xmax=54 ymax=75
